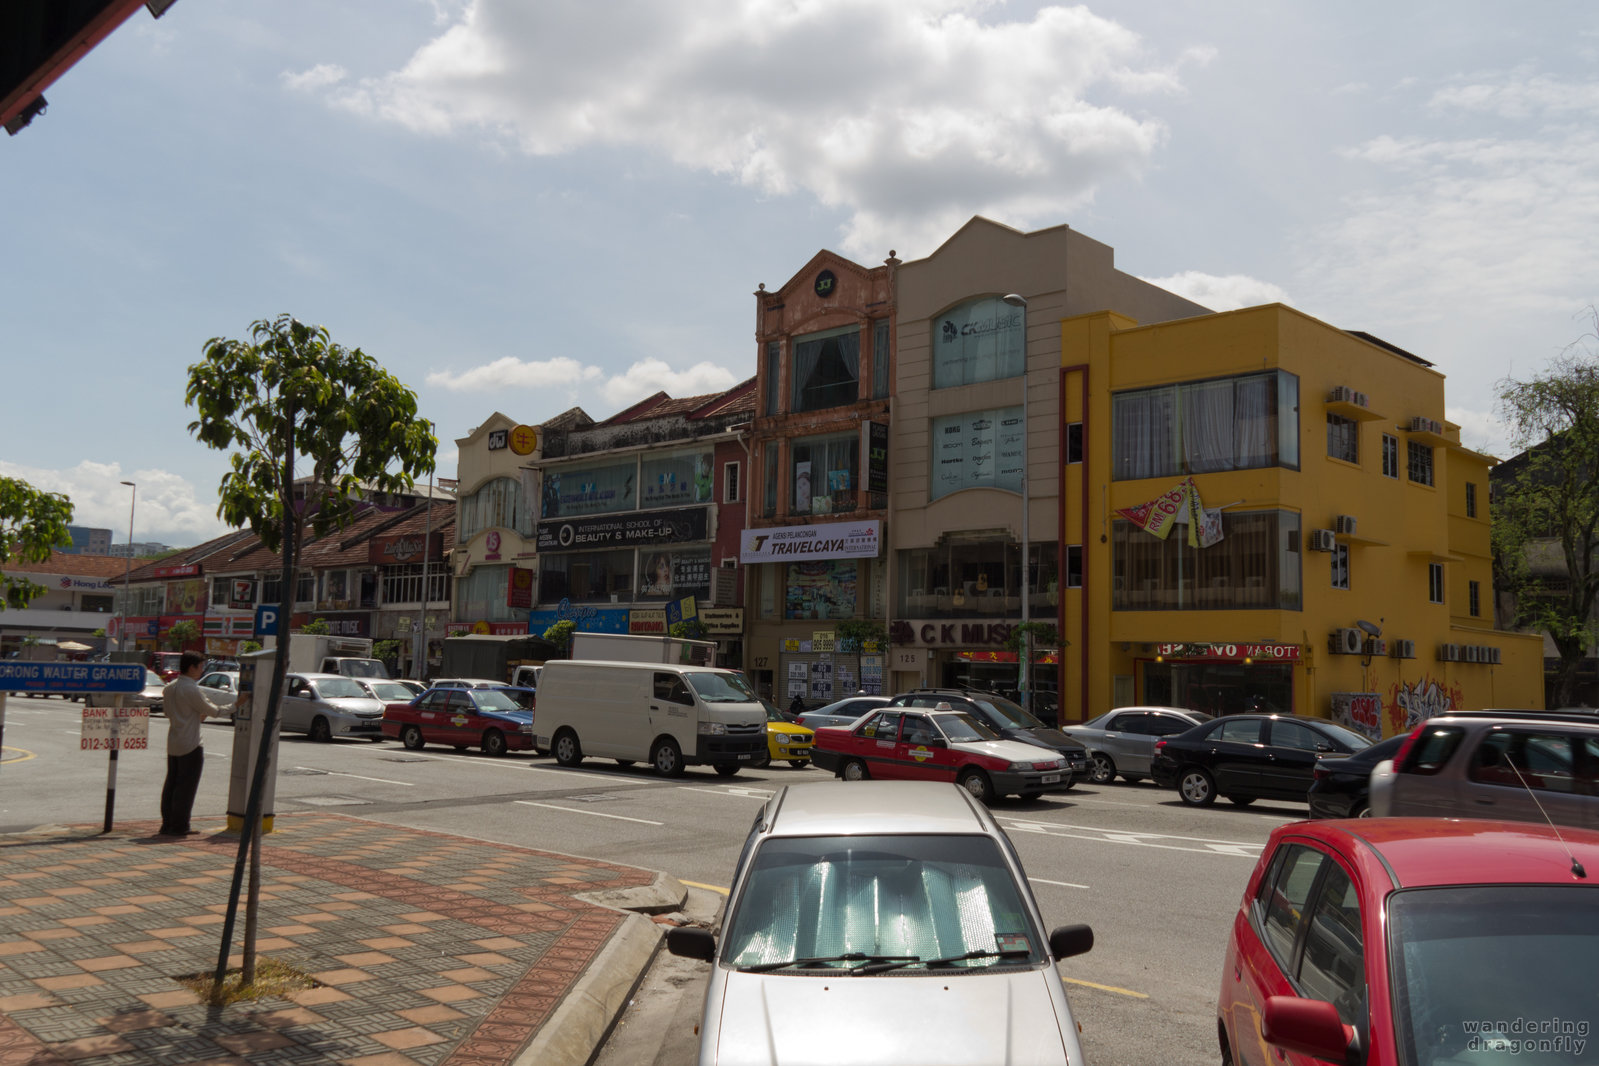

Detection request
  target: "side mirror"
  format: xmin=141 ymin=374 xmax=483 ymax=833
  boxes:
xmin=666 ymin=926 xmax=716 ymax=962
xmin=1262 ymin=996 xmax=1359 ymax=1064
xmin=1048 ymin=924 xmax=1094 ymax=959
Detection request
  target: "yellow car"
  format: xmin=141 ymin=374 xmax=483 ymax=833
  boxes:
xmin=758 ymin=700 xmax=814 ymax=769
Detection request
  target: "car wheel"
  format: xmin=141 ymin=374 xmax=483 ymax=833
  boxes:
xmin=1353 ymin=802 xmax=1373 ymax=818
xmin=752 ymin=753 xmax=771 ymax=769
xmin=841 ymin=758 xmax=870 ymax=781
xmin=714 ymin=764 xmax=741 ymax=778
xmin=482 ymin=729 xmax=508 ymax=757
xmin=400 ymin=725 xmax=425 ymax=751
xmin=790 ymin=760 xmax=809 ymax=770
xmin=309 ymin=716 xmax=333 ymax=743
xmin=958 ymin=768 xmax=995 ymax=804
xmin=1087 ymin=752 xmax=1116 ymax=785
xmin=553 ymin=729 xmax=583 ymax=767
xmin=1226 ymin=795 xmax=1257 ymax=807
xmin=1178 ymin=767 xmax=1217 ymax=807
xmin=652 ymin=738 xmax=685 ymax=778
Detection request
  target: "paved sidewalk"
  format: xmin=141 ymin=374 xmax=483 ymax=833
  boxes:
xmin=0 ymin=813 xmax=684 ymax=1066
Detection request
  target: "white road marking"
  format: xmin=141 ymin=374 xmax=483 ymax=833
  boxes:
xmin=678 ymin=786 xmax=774 ymax=799
xmin=293 ymin=766 xmax=413 ymax=786
xmin=515 ymin=801 xmax=663 ymax=825
xmin=1001 ymin=819 xmax=1263 ymax=857
xmin=1030 ymin=877 xmax=1091 ymax=889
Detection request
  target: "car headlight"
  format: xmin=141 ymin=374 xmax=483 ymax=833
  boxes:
xmin=775 ymin=732 xmax=793 ymax=744
xmin=519 ymin=724 xmax=535 ymax=734
xmin=1011 ymin=759 xmax=1064 ymax=771
xmin=697 ymin=721 xmax=727 ymax=736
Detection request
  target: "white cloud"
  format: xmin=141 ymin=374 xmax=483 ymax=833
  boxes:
xmin=1140 ymin=271 xmax=1290 ymax=311
xmin=426 ymin=356 xmax=605 ymax=391
xmin=1446 ymin=406 xmax=1514 ymax=460
xmin=308 ymin=0 xmax=1191 ymax=258
xmin=426 ymin=353 xmax=737 ymax=411
xmin=0 ymin=461 xmax=229 ymax=549
xmin=598 ymin=359 xmax=739 ymax=407
xmin=281 ymin=63 xmax=348 ymax=92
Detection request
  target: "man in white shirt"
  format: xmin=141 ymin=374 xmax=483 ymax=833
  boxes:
xmin=159 ymin=651 xmax=225 ymax=836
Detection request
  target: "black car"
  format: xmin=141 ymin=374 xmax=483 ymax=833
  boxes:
xmin=888 ymin=688 xmax=1090 ymax=787
xmin=1149 ymin=713 xmax=1372 ymax=807
xmin=1306 ymin=733 xmax=1407 ymax=819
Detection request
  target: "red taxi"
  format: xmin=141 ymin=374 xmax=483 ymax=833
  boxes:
xmin=1220 ymin=817 xmax=1599 ymax=1066
xmin=381 ymin=687 xmax=537 ymax=756
xmin=810 ymin=705 xmax=1070 ymax=804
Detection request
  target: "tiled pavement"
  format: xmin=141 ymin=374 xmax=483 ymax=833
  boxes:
xmin=0 ymin=813 xmax=682 ymax=1066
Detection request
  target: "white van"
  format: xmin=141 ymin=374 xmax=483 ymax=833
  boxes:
xmin=536 ymin=660 xmax=767 ymax=777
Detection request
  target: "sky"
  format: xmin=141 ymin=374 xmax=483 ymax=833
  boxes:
xmin=4 ymin=0 xmax=1597 ymax=548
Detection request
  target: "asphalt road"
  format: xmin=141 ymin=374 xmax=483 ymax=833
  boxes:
xmin=0 ymin=694 xmax=1317 ymax=1065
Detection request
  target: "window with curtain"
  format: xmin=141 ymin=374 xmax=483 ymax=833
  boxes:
xmin=792 ymin=432 xmax=859 ymax=516
xmin=790 ymin=325 xmax=860 ymax=413
xmin=1326 ymin=414 xmax=1359 ymax=463
xmin=1408 ymin=442 xmax=1434 ymax=486
xmin=457 ymin=564 xmax=519 ymax=622
xmin=763 ymin=340 xmax=781 ymax=415
xmin=763 ymin=441 xmax=779 ymax=518
xmin=1112 ymin=371 xmax=1298 ymax=480
xmin=1112 ymin=510 xmax=1301 ymax=610
xmin=872 ymin=319 xmax=890 ymax=399
xmin=459 ymin=477 xmax=534 ymax=540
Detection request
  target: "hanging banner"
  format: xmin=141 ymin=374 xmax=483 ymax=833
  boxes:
xmin=1116 ymin=478 xmax=1192 ymax=540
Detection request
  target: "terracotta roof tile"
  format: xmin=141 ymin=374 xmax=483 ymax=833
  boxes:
xmin=3 ymin=553 xmax=142 ymax=579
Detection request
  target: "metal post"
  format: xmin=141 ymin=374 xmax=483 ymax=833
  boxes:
xmin=415 ymin=472 xmax=435 ymax=681
xmin=118 ymin=481 xmax=136 ymax=654
xmin=102 ymin=694 xmax=123 ymax=833
xmin=1003 ymin=295 xmax=1030 ymax=717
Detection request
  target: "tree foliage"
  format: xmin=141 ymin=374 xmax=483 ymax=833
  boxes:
xmin=1494 ymin=313 xmax=1599 ymax=707
xmin=543 ymin=619 xmax=577 ymax=656
xmin=166 ymin=619 xmax=200 ymax=650
xmin=0 ymin=476 xmax=73 ymax=610
xmin=299 ymin=618 xmax=331 ymax=635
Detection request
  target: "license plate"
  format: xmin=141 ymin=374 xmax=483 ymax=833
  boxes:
xmin=1040 ymin=773 xmax=1061 ymax=784
xmin=738 ymin=753 xmax=752 ymax=760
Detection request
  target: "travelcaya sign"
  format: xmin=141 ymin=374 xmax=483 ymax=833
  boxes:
xmin=1157 ymin=642 xmax=1301 ymax=661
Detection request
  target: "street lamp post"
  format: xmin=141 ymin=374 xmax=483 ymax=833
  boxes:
xmin=1001 ymin=294 xmax=1030 ymax=718
xmin=118 ymin=481 xmax=136 ymax=654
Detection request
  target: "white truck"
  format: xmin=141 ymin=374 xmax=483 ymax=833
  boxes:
xmin=568 ymin=631 xmax=717 ymax=666
xmin=285 ymin=633 xmax=389 ymax=679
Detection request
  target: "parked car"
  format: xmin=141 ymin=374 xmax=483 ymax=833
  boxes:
xmin=353 ymin=678 xmax=430 ymax=705
xmin=149 ymin=651 xmax=183 ymax=682
xmin=429 ymin=677 xmax=505 ymax=690
xmin=281 ymin=673 xmax=386 ymax=741
xmin=756 ymin=699 xmax=814 ymax=769
xmin=889 ymin=688 xmax=1089 ymax=786
xmin=487 ymin=685 xmax=537 ymax=712
xmin=667 ymin=781 xmax=1095 ymax=1065
xmin=381 ymin=687 xmax=537 ymax=756
xmin=388 ymin=678 xmax=426 ymax=697
xmin=195 ymin=670 xmax=242 ymax=719
xmin=1150 ymin=714 xmax=1372 ymax=807
xmin=1219 ymin=817 xmax=1599 ymax=1066
xmin=126 ymin=669 xmax=168 ymax=714
xmin=794 ymin=694 xmax=891 ymax=731
xmin=1306 ymin=733 xmax=1408 ymax=819
xmin=812 ymin=706 xmax=1072 ymax=804
xmin=1368 ymin=709 xmax=1599 ymax=828
xmin=1063 ymin=706 xmax=1213 ymax=784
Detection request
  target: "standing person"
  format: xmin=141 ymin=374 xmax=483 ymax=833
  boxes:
xmin=788 ymin=692 xmax=806 ymax=716
xmin=159 ymin=651 xmax=223 ymax=836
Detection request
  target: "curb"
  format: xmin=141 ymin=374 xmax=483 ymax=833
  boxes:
xmin=577 ymin=870 xmax=689 ymax=915
xmin=514 ymin=910 xmax=665 ymax=1066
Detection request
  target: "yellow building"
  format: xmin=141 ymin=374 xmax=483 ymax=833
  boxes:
xmin=1060 ymin=305 xmax=1543 ymax=737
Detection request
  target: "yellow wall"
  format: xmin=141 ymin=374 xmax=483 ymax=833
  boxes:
xmin=1056 ymin=305 xmax=1543 ymax=734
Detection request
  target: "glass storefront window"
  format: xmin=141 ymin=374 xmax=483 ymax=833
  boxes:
xmin=898 ymin=541 xmax=1058 ymax=618
xmin=1143 ymin=660 xmax=1293 ymax=717
xmin=539 ymin=548 xmax=636 ymax=604
xmin=792 ymin=432 xmax=859 ymax=516
xmin=786 ymin=560 xmax=858 ymax=620
xmin=637 ymin=547 xmax=712 ymax=602
xmin=1112 ymin=510 xmax=1302 ymax=611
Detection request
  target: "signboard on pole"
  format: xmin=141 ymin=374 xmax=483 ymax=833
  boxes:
xmin=0 ymin=662 xmax=144 ymax=694
xmin=80 ymin=705 xmax=150 ymax=750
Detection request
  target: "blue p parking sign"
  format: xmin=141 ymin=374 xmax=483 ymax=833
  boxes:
xmin=255 ymin=605 xmax=279 ymax=637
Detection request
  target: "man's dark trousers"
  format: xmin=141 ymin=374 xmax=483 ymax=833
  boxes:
xmin=160 ymin=747 xmax=204 ymax=835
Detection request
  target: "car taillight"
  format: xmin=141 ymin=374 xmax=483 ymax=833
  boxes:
xmin=1153 ymin=739 xmax=1167 ymax=754
xmin=1312 ymin=765 xmax=1330 ymax=781
xmin=1390 ymin=724 xmax=1426 ymax=771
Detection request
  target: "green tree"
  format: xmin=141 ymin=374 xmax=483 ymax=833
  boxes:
xmin=187 ymin=314 xmax=435 ymax=995
xmin=239 ymin=641 xmax=262 ymax=654
xmin=165 ymin=619 xmax=200 ymax=651
xmin=1494 ymin=321 xmax=1599 ymax=707
xmin=669 ymin=618 xmax=708 ymax=641
xmin=0 ymin=476 xmax=73 ymax=609
xmin=299 ymin=618 xmax=331 ymax=635
xmin=543 ymin=619 xmax=577 ymax=656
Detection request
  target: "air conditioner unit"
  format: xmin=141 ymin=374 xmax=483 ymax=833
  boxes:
xmin=1335 ymin=515 xmax=1358 ymax=536
xmin=1464 ymin=646 xmax=1481 ymax=663
xmin=1329 ymin=386 xmax=1355 ymax=404
xmin=1368 ymin=638 xmax=1388 ymax=657
xmin=1410 ymin=416 xmax=1443 ymax=435
xmin=1330 ymin=628 xmax=1362 ymax=655
xmin=1309 ymin=529 xmax=1337 ymax=552
xmin=1391 ymin=638 xmax=1416 ymax=659
xmin=1488 ymin=646 xmax=1502 ymax=664
xmin=1438 ymin=643 xmax=1461 ymax=662
xmin=1352 ymin=391 xmax=1370 ymax=408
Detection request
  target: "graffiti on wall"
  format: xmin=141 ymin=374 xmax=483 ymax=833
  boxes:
xmin=1385 ymin=675 xmax=1465 ymax=737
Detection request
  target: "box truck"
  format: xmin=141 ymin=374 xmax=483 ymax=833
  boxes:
xmin=438 ymin=633 xmax=561 ymax=687
xmin=286 ymin=633 xmax=388 ymax=679
xmin=568 ymin=631 xmax=717 ymax=666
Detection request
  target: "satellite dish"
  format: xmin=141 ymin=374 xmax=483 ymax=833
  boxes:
xmin=1356 ymin=619 xmax=1383 ymax=637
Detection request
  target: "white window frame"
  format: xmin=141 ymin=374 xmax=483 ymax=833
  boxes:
xmin=724 ymin=460 xmax=741 ymax=503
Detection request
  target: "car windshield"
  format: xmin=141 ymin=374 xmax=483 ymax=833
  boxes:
xmin=687 ymin=671 xmax=757 ymax=703
xmin=1388 ymin=884 xmax=1599 ymax=1066
xmin=317 ymin=678 xmax=368 ymax=699
xmin=145 ymin=671 xmax=164 ymax=686
xmin=1315 ymin=721 xmax=1373 ymax=751
xmin=721 ymin=834 xmax=1042 ymax=973
xmin=764 ymin=702 xmax=798 ymax=724
xmin=473 ymin=691 xmax=520 ymax=712
xmin=496 ymin=689 xmax=537 ymax=710
xmin=339 ymin=660 xmax=387 ymax=679
xmin=366 ymin=682 xmax=415 ymax=701
xmin=974 ymin=694 xmax=1046 ymax=730
xmin=937 ymin=713 xmax=1002 ymax=743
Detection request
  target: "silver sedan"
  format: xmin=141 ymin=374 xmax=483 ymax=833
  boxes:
xmin=281 ymin=673 xmax=387 ymax=742
xmin=1063 ymin=706 xmax=1212 ymax=784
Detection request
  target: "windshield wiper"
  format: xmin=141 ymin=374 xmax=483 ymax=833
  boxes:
xmin=742 ymin=952 xmax=921 ymax=973
xmin=916 ymin=948 xmax=1033 ymax=970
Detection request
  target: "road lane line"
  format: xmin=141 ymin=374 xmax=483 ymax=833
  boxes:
xmin=294 ymin=767 xmax=413 ymax=786
xmin=1030 ymin=877 xmax=1090 ymax=889
xmin=1062 ymin=976 xmax=1149 ymax=998
xmin=515 ymin=801 xmax=663 ymax=825
xmin=1002 ymin=820 xmax=1262 ymax=857
xmin=680 ymin=880 xmax=730 ymax=896
xmin=678 ymin=786 xmax=773 ymax=798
